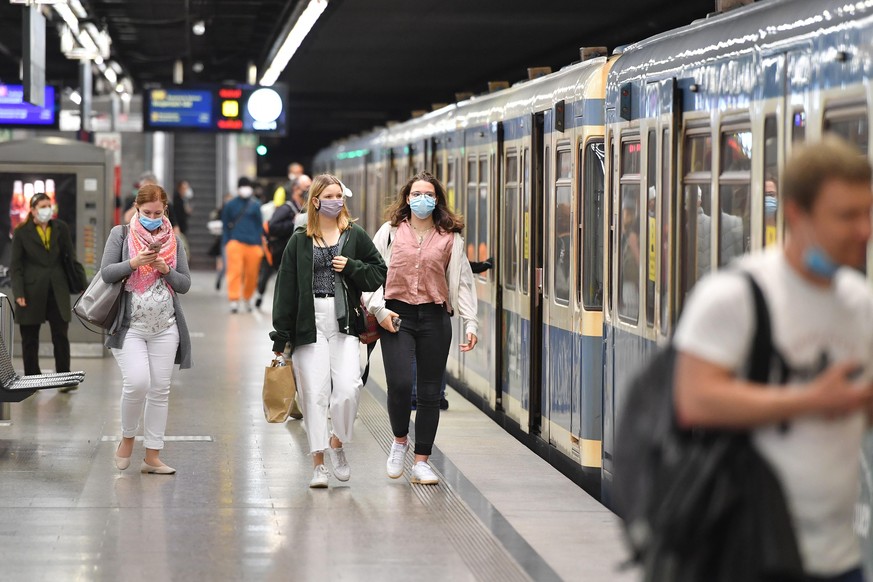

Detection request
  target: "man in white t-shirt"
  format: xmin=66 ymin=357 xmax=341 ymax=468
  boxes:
xmin=674 ymin=137 xmax=873 ymax=582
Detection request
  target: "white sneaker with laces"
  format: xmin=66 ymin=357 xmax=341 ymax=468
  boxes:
xmin=309 ymin=464 xmax=329 ymax=488
xmin=327 ymin=446 xmax=350 ymax=482
xmin=410 ymin=461 xmax=439 ymax=485
xmin=229 ymin=301 xmax=239 ymax=314
xmin=386 ymin=440 xmax=409 ymax=479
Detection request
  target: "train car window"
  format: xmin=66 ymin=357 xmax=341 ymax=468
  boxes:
xmin=646 ymin=131 xmax=657 ymax=328
xmin=554 ymin=148 xmax=573 ymax=303
xmin=763 ymin=116 xmax=779 ymax=249
xmin=504 ymin=151 xmax=519 ymax=290
xmin=478 ymin=157 xmax=490 ymax=263
xmin=718 ymin=129 xmax=753 ymax=267
xmin=544 ymin=146 xmax=551 ymax=300
xmin=447 ymin=158 xmax=456 ymax=211
xmin=582 ymin=139 xmax=605 ymax=310
xmin=659 ymin=129 xmax=671 ymax=335
xmin=825 ymin=109 xmax=869 ymax=155
xmin=792 ymin=110 xmax=806 ymax=143
xmin=466 ymin=157 xmax=477 ymax=261
xmin=680 ymin=133 xmax=713 ymax=306
xmin=618 ymin=140 xmax=642 ymax=323
xmin=522 ymin=148 xmax=531 ymax=294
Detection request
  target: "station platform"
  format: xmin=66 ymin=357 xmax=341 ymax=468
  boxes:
xmin=0 ymin=272 xmax=633 ymax=582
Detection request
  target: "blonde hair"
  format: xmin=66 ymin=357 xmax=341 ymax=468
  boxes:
xmin=305 ymin=173 xmax=354 ymax=238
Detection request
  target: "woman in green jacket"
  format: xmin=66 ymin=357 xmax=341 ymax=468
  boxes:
xmin=10 ymin=192 xmax=77 ymax=388
xmin=270 ymin=174 xmax=386 ymax=488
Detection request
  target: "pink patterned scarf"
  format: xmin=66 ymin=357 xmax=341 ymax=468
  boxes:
xmin=125 ymin=214 xmax=177 ymax=295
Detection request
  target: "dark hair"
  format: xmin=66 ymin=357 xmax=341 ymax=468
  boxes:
xmin=783 ymin=135 xmax=872 ymax=211
xmin=136 ymin=183 xmax=169 ymax=207
xmin=29 ymin=192 xmax=51 ymax=209
xmin=385 ymin=171 xmax=464 ymax=233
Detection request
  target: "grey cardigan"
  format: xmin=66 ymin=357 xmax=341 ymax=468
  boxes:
xmin=100 ymin=225 xmax=193 ymax=369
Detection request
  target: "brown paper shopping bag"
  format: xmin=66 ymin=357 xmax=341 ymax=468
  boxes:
xmin=263 ymin=357 xmax=297 ymax=423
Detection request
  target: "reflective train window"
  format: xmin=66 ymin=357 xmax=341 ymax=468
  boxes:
xmin=618 ymin=140 xmax=642 ymax=323
xmin=522 ymin=148 xmax=531 ymax=294
xmin=478 ymin=157 xmax=490 ymax=265
xmin=581 ymin=140 xmax=605 ymax=310
xmin=659 ymin=129 xmax=671 ymax=335
xmin=554 ymin=148 xmax=573 ymax=303
xmin=825 ymin=108 xmax=869 ymax=155
xmin=504 ymin=151 xmax=519 ymax=290
xmin=680 ymin=133 xmax=713 ymax=305
xmin=646 ymin=131 xmax=656 ymax=328
xmin=792 ymin=110 xmax=806 ymax=143
xmin=764 ymin=116 xmax=778 ymax=249
xmin=718 ymin=129 xmax=752 ymax=267
xmin=466 ymin=158 xmax=477 ymax=261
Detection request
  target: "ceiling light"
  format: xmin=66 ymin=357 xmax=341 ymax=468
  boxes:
xmin=192 ymin=61 xmax=204 ymax=73
xmin=192 ymin=20 xmax=206 ymax=36
xmin=260 ymin=0 xmax=327 ymax=86
xmin=69 ymin=90 xmax=81 ymax=105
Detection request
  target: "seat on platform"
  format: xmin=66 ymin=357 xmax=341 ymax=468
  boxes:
xmin=0 ymin=333 xmax=85 ymax=403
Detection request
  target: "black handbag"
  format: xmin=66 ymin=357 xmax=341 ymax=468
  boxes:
xmin=63 ymin=252 xmax=88 ymax=294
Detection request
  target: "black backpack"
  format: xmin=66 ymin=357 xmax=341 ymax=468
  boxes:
xmin=613 ymin=272 xmax=804 ymax=582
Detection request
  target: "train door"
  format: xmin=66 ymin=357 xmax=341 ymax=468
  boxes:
xmin=528 ymin=113 xmax=546 ymax=434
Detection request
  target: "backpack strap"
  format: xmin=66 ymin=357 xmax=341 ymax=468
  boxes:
xmin=744 ymin=272 xmax=772 ymax=384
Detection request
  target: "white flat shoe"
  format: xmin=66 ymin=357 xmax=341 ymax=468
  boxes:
xmin=114 ymin=454 xmax=130 ymax=470
xmin=114 ymin=444 xmax=131 ymax=470
xmin=140 ymin=460 xmax=176 ymax=475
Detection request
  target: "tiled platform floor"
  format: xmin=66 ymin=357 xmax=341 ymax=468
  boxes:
xmin=0 ymin=273 xmax=633 ymax=581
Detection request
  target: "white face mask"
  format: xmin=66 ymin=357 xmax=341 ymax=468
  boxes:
xmin=239 ymin=186 xmax=253 ymax=198
xmin=184 ymin=188 xmax=194 ymax=200
xmin=36 ymin=207 xmax=52 ymax=223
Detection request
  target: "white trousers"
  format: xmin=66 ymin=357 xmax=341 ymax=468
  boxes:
xmin=111 ymin=325 xmax=180 ymax=450
xmin=292 ymin=298 xmax=362 ymax=454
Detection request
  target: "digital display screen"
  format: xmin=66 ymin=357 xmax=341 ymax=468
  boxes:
xmin=147 ymin=89 xmax=213 ymax=129
xmin=0 ymin=173 xmax=77 ymax=287
xmin=144 ymin=84 xmax=286 ymax=135
xmin=0 ymin=85 xmax=58 ymax=128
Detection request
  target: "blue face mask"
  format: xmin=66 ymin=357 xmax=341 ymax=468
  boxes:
xmin=803 ymin=246 xmax=840 ymax=280
xmin=139 ymin=215 xmax=163 ymax=231
xmin=409 ymin=195 xmax=436 ymax=219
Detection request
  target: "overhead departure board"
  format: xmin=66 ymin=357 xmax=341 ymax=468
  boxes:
xmin=0 ymin=85 xmax=58 ymax=128
xmin=144 ymin=84 xmax=286 ymax=135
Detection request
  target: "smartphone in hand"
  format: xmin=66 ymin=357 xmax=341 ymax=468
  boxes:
xmin=148 ymin=242 xmax=162 ymax=253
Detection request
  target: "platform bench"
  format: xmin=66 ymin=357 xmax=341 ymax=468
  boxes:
xmin=0 ymin=333 xmax=85 ymax=403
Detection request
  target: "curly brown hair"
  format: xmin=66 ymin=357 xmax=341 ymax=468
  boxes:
xmin=385 ymin=171 xmax=464 ymax=233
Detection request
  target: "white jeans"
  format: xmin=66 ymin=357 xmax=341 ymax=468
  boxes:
xmin=292 ymin=298 xmax=362 ymax=454
xmin=111 ymin=325 xmax=180 ymax=450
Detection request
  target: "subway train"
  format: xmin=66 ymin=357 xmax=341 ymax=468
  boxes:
xmin=313 ymin=0 xmax=873 ymax=512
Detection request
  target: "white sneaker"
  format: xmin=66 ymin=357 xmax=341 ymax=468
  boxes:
xmin=386 ymin=440 xmax=409 ymax=479
xmin=309 ymin=464 xmax=329 ymax=488
xmin=229 ymin=301 xmax=239 ymax=313
xmin=244 ymin=300 xmax=254 ymax=313
xmin=410 ymin=461 xmax=439 ymax=485
xmin=327 ymin=446 xmax=350 ymax=482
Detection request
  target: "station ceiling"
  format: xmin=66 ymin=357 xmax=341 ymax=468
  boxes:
xmin=0 ymin=0 xmax=715 ymax=174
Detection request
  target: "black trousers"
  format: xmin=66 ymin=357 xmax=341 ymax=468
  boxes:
xmin=256 ymin=257 xmax=275 ymax=296
xmin=380 ymin=299 xmax=451 ymax=456
xmin=20 ymin=289 xmax=70 ymax=375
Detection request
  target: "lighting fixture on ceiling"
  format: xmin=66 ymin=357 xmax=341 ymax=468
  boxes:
xmin=259 ymin=0 xmax=327 ymax=86
xmin=192 ymin=20 xmax=206 ymax=36
xmin=192 ymin=61 xmax=204 ymax=73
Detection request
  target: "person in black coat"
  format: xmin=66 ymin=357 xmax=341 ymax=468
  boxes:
xmin=10 ymin=192 xmax=77 ymax=388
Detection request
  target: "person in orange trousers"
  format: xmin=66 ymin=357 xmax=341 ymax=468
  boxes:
xmin=221 ymin=177 xmax=264 ymax=313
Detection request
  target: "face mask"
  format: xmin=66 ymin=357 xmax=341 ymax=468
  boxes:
xmin=36 ymin=207 xmax=52 ymax=223
xmin=184 ymin=188 xmax=194 ymax=200
xmin=409 ymin=195 xmax=436 ymax=219
xmin=139 ymin=215 xmax=163 ymax=231
xmin=764 ymin=195 xmax=777 ymax=217
xmin=803 ymin=246 xmax=840 ymax=280
xmin=317 ymin=198 xmax=343 ymax=218
xmin=239 ymin=186 xmax=253 ymax=199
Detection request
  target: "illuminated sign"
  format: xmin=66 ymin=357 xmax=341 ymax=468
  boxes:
xmin=0 ymin=85 xmax=58 ymax=128
xmin=144 ymin=84 xmax=286 ymax=135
